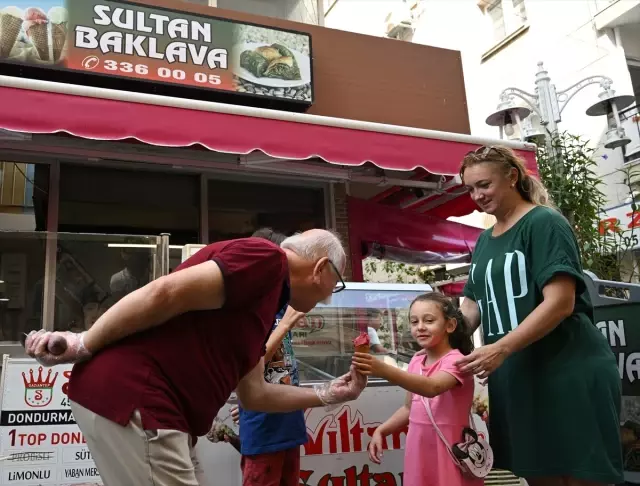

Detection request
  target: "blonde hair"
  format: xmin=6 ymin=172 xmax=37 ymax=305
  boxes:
xmin=460 ymin=145 xmax=553 ymax=208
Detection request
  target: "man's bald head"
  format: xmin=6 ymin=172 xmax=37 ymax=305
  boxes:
xmin=280 ymin=229 xmax=346 ymax=312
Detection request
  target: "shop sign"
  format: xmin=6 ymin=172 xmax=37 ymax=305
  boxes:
xmin=598 ymin=203 xmax=640 ymax=251
xmin=594 ymin=304 xmax=640 ymax=481
xmin=0 ymin=357 xmax=101 ymax=485
xmin=0 ymin=0 xmax=313 ymax=104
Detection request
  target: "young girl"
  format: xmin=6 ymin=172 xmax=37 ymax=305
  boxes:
xmin=352 ymin=292 xmax=481 ymax=486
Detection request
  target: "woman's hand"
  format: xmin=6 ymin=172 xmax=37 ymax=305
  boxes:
xmin=455 ymin=343 xmax=510 ymax=379
xmin=352 ymin=352 xmax=388 ymax=378
xmin=368 ymin=429 xmax=385 ymax=464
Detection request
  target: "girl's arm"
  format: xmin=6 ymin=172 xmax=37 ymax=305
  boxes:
xmin=376 ymin=392 xmax=411 ymax=436
xmin=352 ymin=354 xmax=459 ymax=398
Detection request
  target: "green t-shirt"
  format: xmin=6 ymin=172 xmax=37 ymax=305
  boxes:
xmin=463 ymin=206 xmax=623 ymax=483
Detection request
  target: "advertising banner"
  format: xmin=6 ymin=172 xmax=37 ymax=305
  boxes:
xmin=0 ymin=0 xmax=313 ymax=103
xmin=0 ymin=357 xmax=100 ymax=485
xmin=198 ymin=384 xmax=490 ymax=486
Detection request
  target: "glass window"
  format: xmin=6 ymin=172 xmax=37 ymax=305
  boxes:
xmin=207 ymin=178 xmax=325 ymax=242
xmin=0 ymin=232 xmax=47 ymax=342
xmin=488 ymin=1 xmax=506 ymax=42
xmin=57 ymin=164 xmax=200 ymax=245
xmin=486 ymin=0 xmax=527 ymax=45
xmin=49 ymin=234 xmax=162 ymax=332
xmin=294 ymin=283 xmax=433 ymax=382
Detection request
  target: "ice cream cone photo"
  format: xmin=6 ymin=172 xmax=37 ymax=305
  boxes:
xmin=48 ymin=7 xmax=67 ymax=62
xmin=24 ymin=7 xmax=49 ymax=62
xmin=0 ymin=6 xmax=24 ymax=58
xmin=353 ymin=331 xmax=370 ymax=354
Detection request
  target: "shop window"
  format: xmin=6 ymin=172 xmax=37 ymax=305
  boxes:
xmin=295 ymin=285 xmax=430 ymax=382
xmin=207 ymin=178 xmax=326 ymax=242
xmin=56 ymin=164 xmax=200 ymax=245
xmin=48 ymin=234 xmax=162 ymax=333
xmin=0 ymin=233 xmax=46 ymax=343
xmin=0 ymin=162 xmax=35 ymax=209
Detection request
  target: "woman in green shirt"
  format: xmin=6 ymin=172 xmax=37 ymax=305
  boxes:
xmin=455 ymin=146 xmax=623 ymax=486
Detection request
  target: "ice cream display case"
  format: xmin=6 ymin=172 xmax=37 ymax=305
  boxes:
xmin=294 ymin=282 xmax=433 ymax=383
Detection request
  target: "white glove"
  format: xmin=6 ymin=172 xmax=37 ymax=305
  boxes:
xmin=314 ymin=365 xmax=367 ymax=409
xmin=24 ymin=330 xmax=92 ymax=367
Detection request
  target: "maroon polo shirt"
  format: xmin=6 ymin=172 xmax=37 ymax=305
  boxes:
xmin=68 ymin=238 xmax=289 ymax=437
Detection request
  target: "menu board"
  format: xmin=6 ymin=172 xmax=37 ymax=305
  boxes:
xmin=0 ymin=0 xmax=313 ymax=104
xmin=0 ymin=357 xmax=101 ymax=485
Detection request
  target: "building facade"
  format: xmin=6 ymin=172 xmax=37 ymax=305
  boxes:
xmin=327 ymin=0 xmax=639 ymax=204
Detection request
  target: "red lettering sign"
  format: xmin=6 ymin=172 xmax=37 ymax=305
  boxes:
xmin=304 ymin=406 xmax=407 ymax=456
xmin=301 ymin=465 xmax=402 ymax=486
xmin=628 ymin=211 xmax=640 ymax=229
xmin=61 ymin=370 xmax=72 ymax=396
xmin=599 ymin=217 xmax=620 ymax=235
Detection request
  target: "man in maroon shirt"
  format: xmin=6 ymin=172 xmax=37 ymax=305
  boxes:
xmin=24 ymin=229 xmax=364 ymax=486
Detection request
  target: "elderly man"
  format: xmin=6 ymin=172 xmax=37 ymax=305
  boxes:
xmin=25 ymin=230 xmax=364 ymax=486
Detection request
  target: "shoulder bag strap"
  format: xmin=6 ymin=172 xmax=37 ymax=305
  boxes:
xmin=419 ymin=366 xmax=461 ymax=465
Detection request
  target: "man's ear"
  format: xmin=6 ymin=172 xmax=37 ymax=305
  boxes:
xmin=312 ymin=257 xmax=329 ymax=280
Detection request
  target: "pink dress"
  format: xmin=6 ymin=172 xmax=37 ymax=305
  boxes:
xmin=403 ymin=350 xmax=483 ymax=486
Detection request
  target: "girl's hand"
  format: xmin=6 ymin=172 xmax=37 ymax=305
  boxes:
xmin=455 ymin=343 xmax=509 ymax=379
xmin=368 ymin=429 xmax=384 ymax=464
xmin=352 ymin=352 xmax=386 ymax=378
xmin=281 ymin=306 xmax=306 ymax=332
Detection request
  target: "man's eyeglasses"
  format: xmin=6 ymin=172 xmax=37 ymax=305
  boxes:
xmin=328 ymin=259 xmax=346 ymax=294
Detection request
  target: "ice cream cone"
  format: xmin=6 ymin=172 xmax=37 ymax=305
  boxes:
xmin=28 ymin=23 xmax=49 ymax=61
xmin=51 ymin=23 xmax=66 ymax=62
xmin=0 ymin=13 xmax=23 ymax=58
xmin=353 ymin=332 xmax=371 ymax=353
xmin=355 ymin=344 xmax=370 ymax=354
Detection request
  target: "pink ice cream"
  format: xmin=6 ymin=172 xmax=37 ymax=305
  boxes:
xmin=24 ymin=7 xmax=47 ymax=33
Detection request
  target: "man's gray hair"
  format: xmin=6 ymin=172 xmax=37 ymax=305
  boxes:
xmin=281 ymin=230 xmax=346 ymax=271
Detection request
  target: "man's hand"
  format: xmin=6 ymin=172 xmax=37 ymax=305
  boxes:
xmin=230 ymin=405 xmax=240 ymax=425
xmin=280 ymin=306 xmax=306 ymax=332
xmin=315 ymin=366 xmax=367 ymax=405
xmin=25 ymin=330 xmax=92 ymax=367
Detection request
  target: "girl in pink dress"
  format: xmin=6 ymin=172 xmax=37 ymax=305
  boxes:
xmin=353 ymin=292 xmax=482 ymax=486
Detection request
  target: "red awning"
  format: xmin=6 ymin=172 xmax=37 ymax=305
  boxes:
xmin=348 ymin=197 xmax=483 ymax=281
xmin=0 ymin=76 xmax=537 ymax=177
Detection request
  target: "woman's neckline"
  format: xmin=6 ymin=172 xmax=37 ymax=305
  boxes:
xmin=490 ymin=205 xmax=542 ymax=239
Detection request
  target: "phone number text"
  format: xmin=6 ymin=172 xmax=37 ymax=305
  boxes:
xmin=101 ymin=60 xmax=221 ymax=85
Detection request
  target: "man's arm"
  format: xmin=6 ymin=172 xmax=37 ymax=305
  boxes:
xmin=84 ymin=260 xmax=225 ymax=353
xmin=237 ymin=358 xmax=323 ymax=412
xmin=237 ymin=358 xmax=367 ymax=413
xmin=460 ymin=297 xmax=481 ymax=336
